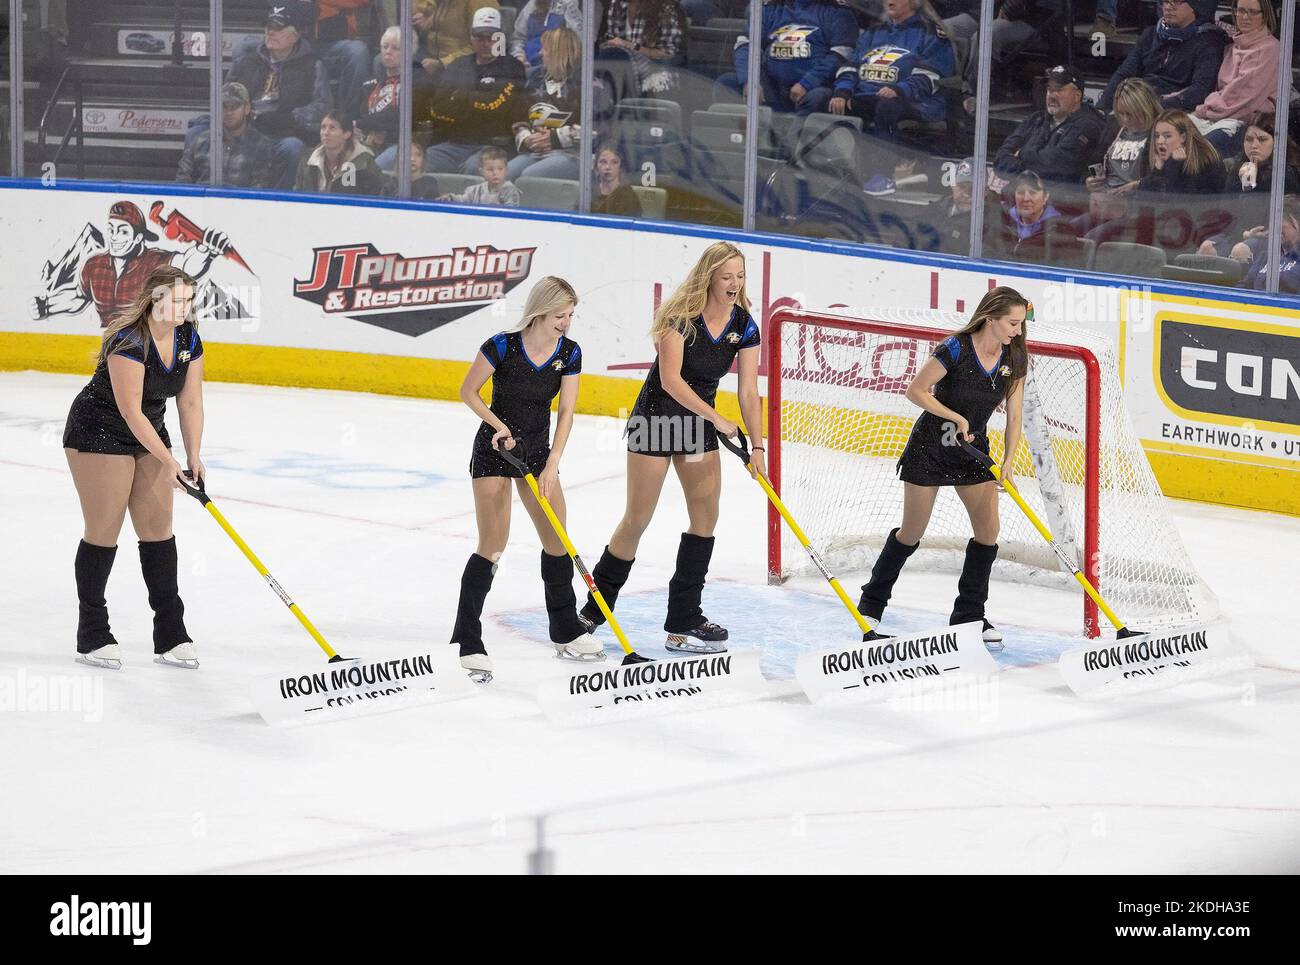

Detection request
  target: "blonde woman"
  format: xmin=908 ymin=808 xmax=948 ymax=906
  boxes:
xmin=858 ymin=287 xmax=1029 ymax=650
xmin=508 ymin=26 xmax=611 ymax=182
xmin=454 ymin=276 xmax=601 ymax=680
xmin=580 ymin=242 xmax=764 ymax=654
xmin=62 ymin=266 xmax=205 ymax=671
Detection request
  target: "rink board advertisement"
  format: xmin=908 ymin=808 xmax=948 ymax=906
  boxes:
xmin=1 ymin=181 xmax=1297 ymax=515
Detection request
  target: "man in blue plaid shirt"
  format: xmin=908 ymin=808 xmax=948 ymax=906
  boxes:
xmin=177 ymin=83 xmax=276 ymax=188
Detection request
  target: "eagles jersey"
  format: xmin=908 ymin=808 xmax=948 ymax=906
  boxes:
xmin=471 ymin=330 xmax=582 ymax=477
xmin=732 ymin=0 xmax=857 ymax=92
xmin=896 ymin=333 xmax=1015 ymax=487
xmin=833 ymin=13 xmax=955 ymax=116
xmin=513 ymin=72 xmax=611 ymax=153
xmin=479 ymin=331 xmax=582 ymax=438
xmin=627 ymin=307 xmax=761 ymax=456
xmin=63 ymin=323 xmax=204 ymax=455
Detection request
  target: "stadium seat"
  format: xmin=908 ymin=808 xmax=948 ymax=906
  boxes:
xmin=517 ymin=176 xmax=579 ymax=211
xmin=431 ymin=174 xmax=485 ymax=197
xmin=631 ymin=185 xmax=669 ymax=220
xmin=1095 ymin=242 xmax=1167 ymax=278
xmin=1167 ymin=253 xmax=1248 ymax=286
xmin=793 ymin=112 xmax=863 ymax=176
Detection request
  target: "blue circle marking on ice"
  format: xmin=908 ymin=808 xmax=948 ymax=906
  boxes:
xmin=494 ymin=581 xmax=1081 ymax=679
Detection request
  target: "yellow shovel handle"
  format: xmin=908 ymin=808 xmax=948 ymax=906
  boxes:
xmin=190 ymin=488 xmax=340 ymax=661
xmin=519 ymin=472 xmax=636 ymax=657
xmin=965 ymin=444 xmax=1128 ymax=633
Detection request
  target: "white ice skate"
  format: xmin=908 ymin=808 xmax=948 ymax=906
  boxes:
xmin=155 ymin=642 xmax=200 ymax=669
xmin=75 ymin=644 xmax=122 ymax=670
xmin=555 ymin=634 xmax=606 ymax=662
xmin=982 ymin=619 xmax=1004 ymax=652
xmin=461 ymin=652 xmax=494 ymax=684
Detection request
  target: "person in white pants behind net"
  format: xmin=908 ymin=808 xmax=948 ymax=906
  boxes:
xmin=857 ymin=286 xmax=1030 ymax=650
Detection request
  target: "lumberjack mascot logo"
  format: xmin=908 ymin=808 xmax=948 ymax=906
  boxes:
xmin=34 ymin=200 xmax=254 ymax=326
xmin=293 ymin=242 xmax=537 ymax=336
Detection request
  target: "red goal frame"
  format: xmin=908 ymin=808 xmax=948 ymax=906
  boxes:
xmin=766 ymin=309 xmax=1104 ymax=637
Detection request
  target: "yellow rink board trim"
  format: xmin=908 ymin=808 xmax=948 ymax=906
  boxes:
xmin=4 ymin=332 xmax=1294 ymax=515
xmin=0 ymin=332 xmax=750 ymax=424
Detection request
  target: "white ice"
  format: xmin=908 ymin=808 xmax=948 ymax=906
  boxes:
xmin=1 ymin=371 xmax=1297 ymax=873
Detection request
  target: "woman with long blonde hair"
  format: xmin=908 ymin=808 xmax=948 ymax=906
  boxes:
xmin=508 ymin=26 xmax=610 ymax=182
xmin=453 ymin=276 xmax=599 ymax=680
xmin=858 ymin=286 xmax=1030 ymax=650
xmin=580 ymin=241 xmax=764 ymax=654
xmin=62 ymin=266 xmax=206 ymax=670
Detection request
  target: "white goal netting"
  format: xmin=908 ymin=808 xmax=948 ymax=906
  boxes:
xmin=768 ymin=308 xmax=1218 ymax=635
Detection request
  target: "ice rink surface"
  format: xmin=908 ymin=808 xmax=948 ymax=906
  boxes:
xmin=2 ymin=372 xmax=1298 ymax=874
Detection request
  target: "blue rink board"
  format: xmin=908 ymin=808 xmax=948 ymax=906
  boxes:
xmin=495 ymin=580 xmax=1083 ymax=679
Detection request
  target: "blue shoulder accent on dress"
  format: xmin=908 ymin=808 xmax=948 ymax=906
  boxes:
xmin=936 ymin=335 xmax=961 ymax=369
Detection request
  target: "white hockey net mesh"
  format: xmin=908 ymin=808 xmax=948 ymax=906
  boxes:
xmin=770 ymin=309 xmax=1218 ymax=635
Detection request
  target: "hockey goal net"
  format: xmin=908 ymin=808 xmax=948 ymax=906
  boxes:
xmin=766 ymin=307 xmax=1218 ymax=637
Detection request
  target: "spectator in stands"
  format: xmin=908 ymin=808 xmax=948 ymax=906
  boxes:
xmin=941 ymin=0 xmax=1036 ymax=91
xmin=1199 ymin=113 xmax=1300 ymax=260
xmin=176 ymin=83 xmax=275 ymax=188
xmin=420 ymin=7 xmax=526 ymax=174
xmin=312 ymin=1 xmax=383 ymax=112
xmin=415 ymin=0 xmax=502 ymax=75
xmin=384 ymin=139 xmax=444 ymax=197
xmin=296 ymin=110 xmax=386 ymax=194
xmin=596 ymin=0 xmax=687 ymax=97
xmin=1092 ymin=1 xmax=1118 ymax=38
xmin=1139 ymin=108 xmax=1225 ymax=194
xmin=359 ymin=25 xmax=437 ymax=171
xmin=821 ymin=0 xmax=955 ymax=142
xmin=229 ymin=5 xmax=333 ymax=190
xmin=987 ymin=170 xmax=1082 ymax=265
xmin=511 ymin=0 xmax=583 ymax=73
xmin=1097 ymin=0 xmax=1227 ymax=114
xmin=1072 ymin=77 xmax=1161 ymax=239
xmin=438 ymin=145 xmax=522 ymax=204
xmin=715 ymin=0 xmax=858 ymax=114
xmin=510 ymin=26 xmax=610 ymax=181
xmin=1192 ymin=0 xmax=1280 ymax=156
xmin=591 ymin=142 xmax=645 ymax=216
xmin=993 ymin=65 xmax=1106 ymax=186
xmin=1243 ymin=196 xmax=1300 ymax=292
xmin=937 ymin=155 xmax=975 ymax=252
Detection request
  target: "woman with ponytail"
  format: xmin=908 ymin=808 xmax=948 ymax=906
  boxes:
xmin=580 ymin=241 xmax=764 ymax=654
xmin=62 ymin=266 xmax=206 ymax=670
xmin=857 ymin=286 xmax=1030 ymax=650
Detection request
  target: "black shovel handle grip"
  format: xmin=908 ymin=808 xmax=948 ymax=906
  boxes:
xmin=717 ymin=426 xmax=751 ymax=464
xmin=178 ymin=469 xmax=210 ymax=505
xmin=495 ymin=434 xmax=529 ymax=473
xmin=959 ymin=440 xmax=994 ymax=468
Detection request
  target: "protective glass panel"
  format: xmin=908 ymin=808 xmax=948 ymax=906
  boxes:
xmin=753 ymin=0 xmax=976 ymax=253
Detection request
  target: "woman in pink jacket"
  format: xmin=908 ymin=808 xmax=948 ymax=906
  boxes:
xmin=1193 ymin=1 xmax=1280 ymax=155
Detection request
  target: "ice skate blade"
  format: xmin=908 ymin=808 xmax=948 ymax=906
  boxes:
xmin=467 ymin=670 xmax=493 ymax=684
xmin=664 ymin=634 xmax=728 ymax=655
xmin=554 ymin=643 xmax=607 ymax=662
xmin=154 ymin=654 xmax=199 ymax=669
xmin=983 ymin=640 xmax=1005 ymax=653
xmin=75 ymin=653 xmax=122 ymax=670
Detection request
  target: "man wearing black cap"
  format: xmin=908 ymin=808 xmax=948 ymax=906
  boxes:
xmin=993 ymin=65 xmax=1105 ymax=186
xmin=227 ymin=4 xmax=333 ymax=189
xmin=176 ymin=83 xmax=275 ymax=188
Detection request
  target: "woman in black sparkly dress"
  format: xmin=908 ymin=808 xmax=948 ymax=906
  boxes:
xmin=452 ymin=276 xmax=599 ymax=680
xmin=859 ymin=286 xmax=1030 ymax=650
xmin=63 ymin=266 xmax=206 ymax=671
xmin=579 ymin=241 xmax=765 ymax=655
